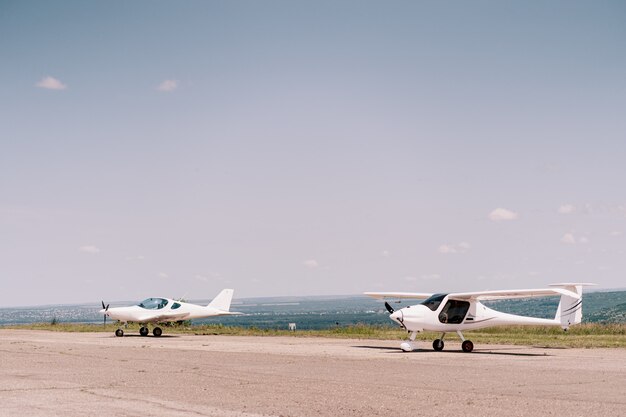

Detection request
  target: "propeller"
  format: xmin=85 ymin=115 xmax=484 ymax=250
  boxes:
xmin=384 ymin=301 xmax=406 ymax=330
xmin=384 ymin=302 xmax=395 ymax=314
xmin=101 ymin=301 xmax=110 ymax=326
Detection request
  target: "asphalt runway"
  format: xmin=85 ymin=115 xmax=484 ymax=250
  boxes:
xmin=1 ymin=330 xmax=624 ymax=416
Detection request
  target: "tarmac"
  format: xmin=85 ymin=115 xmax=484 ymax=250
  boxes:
xmin=1 ymin=329 xmax=625 ymax=416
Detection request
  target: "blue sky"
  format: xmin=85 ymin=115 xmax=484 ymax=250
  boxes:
xmin=1 ymin=1 xmax=625 ymax=306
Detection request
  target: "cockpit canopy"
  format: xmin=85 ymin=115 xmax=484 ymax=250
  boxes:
xmin=421 ymin=293 xmax=447 ymax=311
xmin=138 ymin=298 xmax=169 ymax=310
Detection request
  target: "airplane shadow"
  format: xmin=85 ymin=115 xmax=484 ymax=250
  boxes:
xmin=106 ymin=334 xmax=180 ymax=339
xmin=353 ymin=345 xmax=399 ymax=352
xmin=353 ymin=345 xmax=552 ymax=357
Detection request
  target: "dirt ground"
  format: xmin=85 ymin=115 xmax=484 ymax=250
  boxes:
xmin=1 ymin=330 xmax=624 ymax=417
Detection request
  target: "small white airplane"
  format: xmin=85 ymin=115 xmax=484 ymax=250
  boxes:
xmin=365 ymin=283 xmax=595 ymax=352
xmin=99 ymin=288 xmax=242 ymax=337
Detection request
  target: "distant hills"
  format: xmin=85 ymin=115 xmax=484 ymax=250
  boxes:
xmin=1 ymin=290 xmax=624 ymax=328
xmin=483 ymin=290 xmax=626 ymax=323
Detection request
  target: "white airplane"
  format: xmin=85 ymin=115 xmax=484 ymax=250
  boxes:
xmin=365 ymin=283 xmax=595 ymax=352
xmin=99 ymin=288 xmax=242 ymax=337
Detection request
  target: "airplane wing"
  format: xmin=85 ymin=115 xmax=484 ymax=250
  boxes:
xmin=138 ymin=312 xmax=191 ymax=323
xmin=447 ymin=287 xmax=578 ymax=301
xmin=364 ymin=292 xmax=433 ymax=300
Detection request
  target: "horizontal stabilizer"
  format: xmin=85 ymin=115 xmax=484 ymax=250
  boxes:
xmin=215 ymin=310 xmax=244 ymax=316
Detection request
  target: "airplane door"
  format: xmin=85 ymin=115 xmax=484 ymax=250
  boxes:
xmin=438 ymin=300 xmax=470 ymax=324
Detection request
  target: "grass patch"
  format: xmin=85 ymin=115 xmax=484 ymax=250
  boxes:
xmin=3 ymin=323 xmax=625 ymax=348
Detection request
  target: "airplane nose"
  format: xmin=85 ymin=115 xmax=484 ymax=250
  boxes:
xmin=390 ymin=310 xmax=403 ymax=323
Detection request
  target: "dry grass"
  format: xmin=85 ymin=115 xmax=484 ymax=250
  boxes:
xmin=4 ymin=322 xmax=625 ymax=348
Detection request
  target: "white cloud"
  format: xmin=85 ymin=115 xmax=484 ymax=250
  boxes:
xmin=157 ymin=79 xmax=178 ymax=92
xmin=79 ymin=245 xmax=100 ymax=254
xmin=381 ymin=250 xmax=390 ymax=258
xmin=558 ymin=204 xmax=576 ymax=214
xmin=125 ymin=255 xmax=145 ymax=261
xmin=438 ymin=242 xmax=470 ymax=254
xmin=421 ymin=274 xmax=441 ymax=280
xmin=36 ymin=76 xmax=67 ymax=90
xmin=303 ymin=259 xmax=319 ymax=268
xmin=158 ymin=272 xmax=169 ymax=278
xmin=402 ymin=274 xmax=440 ymax=281
xmin=194 ymin=274 xmax=208 ymax=282
xmin=610 ymin=231 xmax=622 ymax=237
xmin=488 ymin=208 xmax=519 ymax=222
xmin=561 ymin=233 xmax=588 ymax=245
xmin=560 ymin=233 xmax=576 ymax=244
xmin=438 ymin=244 xmax=457 ymax=254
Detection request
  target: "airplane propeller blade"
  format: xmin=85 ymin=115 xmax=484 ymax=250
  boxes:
xmin=101 ymin=301 xmax=109 ymax=326
xmin=384 ymin=302 xmax=407 ymax=330
xmin=384 ymin=302 xmax=395 ymax=314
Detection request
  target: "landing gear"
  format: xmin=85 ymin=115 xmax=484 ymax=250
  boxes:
xmin=115 ymin=328 xmax=124 ymax=337
xmin=432 ymin=339 xmax=444 ymax=351
xmin=432 ymin=332 xmax=446 ymax=351
xmin=401 ymin=330 xmax=474 ymax=352
xmin=457 ymin=330 xmax=474 ymax=353
xmin=400 ymin=331 xmax=418 ymax=352
xmin=153 ymin=327 xmax=162 ymax=337
xmin=462 ymin=340 xmax=474 ymax=353
xmin=139 ymin=326 xmax=149 ymax=337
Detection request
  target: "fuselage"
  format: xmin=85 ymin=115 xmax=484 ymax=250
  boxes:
xmin=99 ymin=297 xmax=229 ymax=324
xmin=391 ymin=294 xmax=560 ymax=333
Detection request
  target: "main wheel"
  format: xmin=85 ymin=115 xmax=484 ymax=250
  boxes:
xmin=153 ymin=327 xmax=162 ymax=337
xmin=432 ymin=339 xmax=444 ymax=351
xmin=140 ymin=327 xmax=149 ymax=337
xmin=115 ymin=328 xmax=124 ymax=337
xmin=462 ymin=340 xmax=474 ymax=353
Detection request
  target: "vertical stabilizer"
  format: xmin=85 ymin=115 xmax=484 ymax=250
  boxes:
xmin=207 ymin=289 xmax=234 ymax=311
xmin=550 ymin=283 xmax=595 ymax=329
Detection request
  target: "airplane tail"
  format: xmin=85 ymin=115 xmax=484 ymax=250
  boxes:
xmin=550 ymin=283 xmax=595 ymax=329
xmin=207 ymin=289 xmax=234 ymax=312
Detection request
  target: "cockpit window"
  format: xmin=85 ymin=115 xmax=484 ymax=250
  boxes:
xmin=421 ymin=293 xmax=447 ymax=311
xmin=138 ymin=298 xmax=169 ymax=310
xmin=172 ymin=302 xmax=181 ymax=310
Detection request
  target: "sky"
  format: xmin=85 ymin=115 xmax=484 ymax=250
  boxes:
xmin=1 ymin=1 xmax=625 ymax=307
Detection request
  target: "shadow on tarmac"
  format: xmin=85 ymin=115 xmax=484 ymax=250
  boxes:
xmin=102 ymin=333 xmax=180 ymax=338
xmin=353 ymin=345 xmax=552 ymax=357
